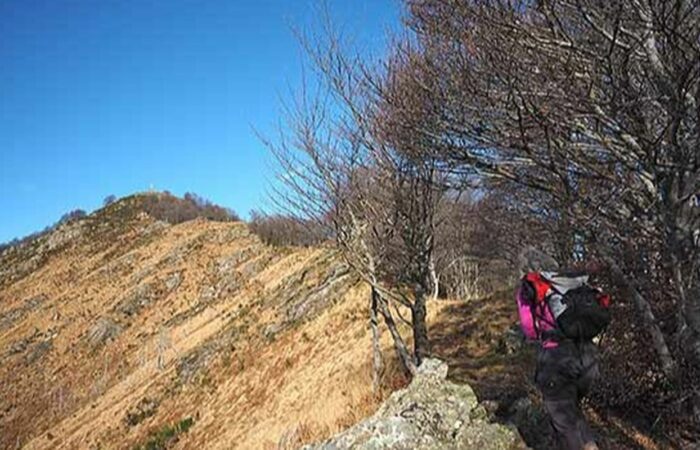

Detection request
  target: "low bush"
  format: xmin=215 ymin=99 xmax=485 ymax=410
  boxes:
xmin=140 ymin=192 xmax=238 ymax=224
xmin=249 ymin=210 xmax=326 ymax=247
xmin=133 ymin=417 xmax=194 ymax=450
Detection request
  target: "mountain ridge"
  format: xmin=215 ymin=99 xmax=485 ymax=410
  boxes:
xmin=3 ymin=193 xmax=665 ymax=449
xmin=1 ymin=194 xmax=391 ymax=449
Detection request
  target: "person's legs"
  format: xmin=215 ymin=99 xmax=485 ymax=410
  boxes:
xmin=536 ymin=343 xmax=599 ymax=450
xmin=575 ymin=342 xmax=600 ymax=446
xmin=543 ymin=397 xmax=597 ymax=450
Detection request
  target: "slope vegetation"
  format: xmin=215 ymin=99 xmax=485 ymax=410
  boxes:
xmin=2 ymin=194 xmax=669 ymax=450
xmin=0 ymin=194 xmax=390 ymax=449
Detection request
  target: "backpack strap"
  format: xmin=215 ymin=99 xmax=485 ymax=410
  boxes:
xmin=522 ymin=273 xmax=560 ymax=341
xmin=530 ymin=300 xmax=560 ymax=341
xmin=529 ymin=302 xmax=540 ymax=339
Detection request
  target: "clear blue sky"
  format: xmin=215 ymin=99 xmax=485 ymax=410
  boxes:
xmin=0 ymin=0 xmax=400 ymax=243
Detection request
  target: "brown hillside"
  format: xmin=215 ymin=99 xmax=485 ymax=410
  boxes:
xmin=1 ymin=194 xmax=668 ymax=450
xmin=0 ymin=194 xmax=398 ymax=449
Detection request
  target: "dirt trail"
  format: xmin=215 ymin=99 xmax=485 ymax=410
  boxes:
xmin=430 ymin=293 xmax=673 ymax=450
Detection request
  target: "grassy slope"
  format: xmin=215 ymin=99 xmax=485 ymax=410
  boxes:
xmin=0 ymin=194 xmax=675 ymax=450
xmin=0 ymin=195 xmax=402 ymax=450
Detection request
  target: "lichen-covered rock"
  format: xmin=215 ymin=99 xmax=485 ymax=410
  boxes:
xmin=25 ymin=340 xmax=52 ymax=365
xmin=0 ymin=295 xmax=47 ymax=332
xmin=496 ymin=324 xmax=526 ymax=355
xmin=113 ymin=283 xmax=158 ymax=317
xmin=46 ymin=222 xmax=84 ymax=252
xmin=304 ymin=359 xmax=527 ymax=450
xmin=124 ymin=397 xmax=160 ymax=427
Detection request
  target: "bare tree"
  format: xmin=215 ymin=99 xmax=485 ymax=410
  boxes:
xmin=259 ymin=67 xmax=418 ymax=377
xmin=103 ymin=195 xmax=117 ymax=207
xmin=377 ymin=0 xmax=698 ymax=378
xmin=248 ymin=210 xmax=326 ymax=247
xmin=266 ymin=3 xmax=699 ymax=426
xmin=259 ymin=14 xmax=453 ymax=374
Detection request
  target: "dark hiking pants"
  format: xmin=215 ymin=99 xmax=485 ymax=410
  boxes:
xmin=535 ymin=340 xmax=599 ymax=450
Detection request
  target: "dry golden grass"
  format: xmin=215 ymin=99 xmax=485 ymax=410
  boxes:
xmin=4 ymin=201 xmax=670 ymax=450
xmin=0 ymin=212 xmax=386 ymax=448
xmin=1 ymin=209 xmax=412 ymax=450
xmin=268 ymin=356 xmax=409 ymax=450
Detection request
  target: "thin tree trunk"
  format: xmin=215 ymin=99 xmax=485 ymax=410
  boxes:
xmin=376 ymin=291 xmax=417 ymax=376
xmin=411 ymin=285 xmax=431 ymax=366
xmin=370 ymin=287 xmax=383 ymax=393
xmin=668 ymin=232 xmax=700 ymax=366
xmin=605 ymin=257 xmax=677 ymax=378
xmin=429 ymin=255 xmax=439 ymax=300
xmin=670 ymin=240 xmax=700 ymax=421
xmin=684 ymin=275 xmax=700 ymax=368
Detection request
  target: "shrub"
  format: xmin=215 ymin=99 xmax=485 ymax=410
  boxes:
xmin=248 ymin=210 xmax=326 ymax=247
xmin=58 ymin=209 xmax=87 ymax=225
xmin=133 ymin=417 xmax=194 ymax=450
xmin=103 ymin=195 xmax=117 ymax=206
xmin=140 ymin=192 xmax=239 ymax=224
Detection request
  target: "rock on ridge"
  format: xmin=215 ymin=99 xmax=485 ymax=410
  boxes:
xmin=303 ymin=359 xmax=527 ymax=450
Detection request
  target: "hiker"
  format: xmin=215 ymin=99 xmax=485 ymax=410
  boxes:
xmin=516 ymin=248 xmax=611 ymax=450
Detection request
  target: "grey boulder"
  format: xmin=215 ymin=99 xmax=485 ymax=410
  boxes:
xmin=303 ymin=358 xmax=527 ymax=449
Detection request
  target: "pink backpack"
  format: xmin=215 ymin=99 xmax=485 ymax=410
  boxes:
xmin=516 ymin=273 xmax=559 ymax=348
xmin=516 ymin=271 xmax=611 ymax=347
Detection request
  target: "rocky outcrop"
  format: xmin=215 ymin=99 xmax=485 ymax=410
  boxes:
xmin=304 ymin=359 xmax=527 ymax=450
xmin=0 ymin=294 xmax=46 ymax=332
xmin=87 ymin=317 xmax=123 ymax=348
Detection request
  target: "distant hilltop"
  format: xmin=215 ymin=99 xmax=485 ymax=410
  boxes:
xmin=0 ymin=191 xmax=239 ymax=257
